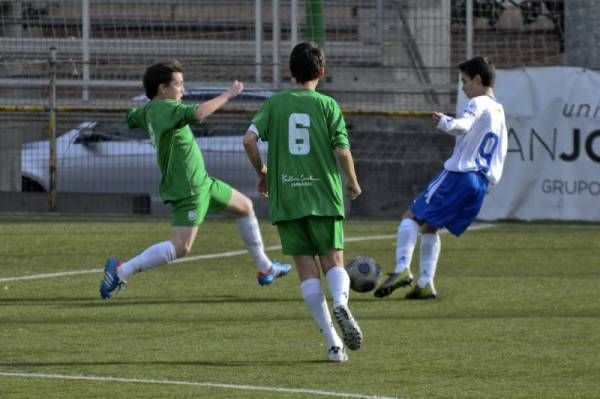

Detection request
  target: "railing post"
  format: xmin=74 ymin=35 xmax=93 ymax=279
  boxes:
xmin=272 ymin=0 xmax=280 ymax=89
xmin=466 ymin=0 xmax=474 ymax=59
xmin=48 ymin=47 xmax=57 ymax=212
xmin=82 ymin=0 xmax=90 ymax=101
xmin=290 ymin=0 xmax=298 ymax=48
xmin=255 ymin=0 xmax=263 ymax=84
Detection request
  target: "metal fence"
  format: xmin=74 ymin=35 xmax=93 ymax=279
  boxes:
xmin=0 ymin=0 xmax=568 ymax=109
xmin=0 ymin=0 xmax=577 ymax=215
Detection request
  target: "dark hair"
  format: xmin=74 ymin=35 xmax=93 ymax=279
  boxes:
xmin=143 ymin=60 xmax=183 ymax=99
xmin=458 ymin=56 xmax=495 ymax=87
xmin=289 ymin=42 xmax=325 ymax=84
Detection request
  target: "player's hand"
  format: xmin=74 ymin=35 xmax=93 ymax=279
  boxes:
xmin=346 ymin=180 xmax=362 ymax=200
xmin=432 ymin=112 xmax=443 ymax=126
xmin=258 ymin=173 xmax=268 ymax=198
xmin=226 ymin=80 xmax=244 ymax=100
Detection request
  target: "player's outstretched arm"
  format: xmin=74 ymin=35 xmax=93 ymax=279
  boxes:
xmin=335 ymin=147 xmax=361 ymax=200
xmin=195 ymin=80 xmax=244 ymax=121
xmin=432 ymin=110 xmax=475 ymax=135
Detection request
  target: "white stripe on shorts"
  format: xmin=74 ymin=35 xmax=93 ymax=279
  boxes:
xmin=425 ymin=169 xmax=448 ymax=204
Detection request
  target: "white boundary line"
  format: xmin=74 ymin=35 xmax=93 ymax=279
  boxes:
xmin=0 ymin=224 xmax=494 ymax=283
xmin=0 ymin=371 xmax=400 ymax=399
xmin=0 ymin=226 xmax=497 ymax=398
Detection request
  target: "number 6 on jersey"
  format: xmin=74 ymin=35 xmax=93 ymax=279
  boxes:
xmin=288 ymin=113 xmax=310 ymax=155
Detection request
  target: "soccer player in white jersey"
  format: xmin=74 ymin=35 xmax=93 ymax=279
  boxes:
xmin=374 ymin=56 xmax=508 ymax=299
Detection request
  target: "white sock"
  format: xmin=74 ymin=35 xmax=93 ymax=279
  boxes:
xmin=300 ymin=278 xmax=343 ymax=349
xmin=394 ymin=218 xmax=419 ymax=274
xmin=236 ymin=212 xmax=271 ymax=273
xmin=417 ymin=233 xmax=441 ymax=288
xmin=117 ymin=241 xmax=177 ymax=281
xmin=325 ymin=266 xmax=350 ymax=308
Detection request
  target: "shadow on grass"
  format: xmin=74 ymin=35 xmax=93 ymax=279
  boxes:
xmin=0 ymin=358 xmax=328 ymax=368
xmin=0 ymin=295 xmax=303 ymax=307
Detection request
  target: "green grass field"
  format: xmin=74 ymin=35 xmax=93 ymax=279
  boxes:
xmin=1 ymin=215 xmax=599 ymax=398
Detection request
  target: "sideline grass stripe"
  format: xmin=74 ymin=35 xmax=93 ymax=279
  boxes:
xmin=0 ymin=224 xmax=494 ymax=283
xmin=0 ymin=235 xmax=391 ymax=283
xmin=0 ymin=371 xmax=401 ymax=399
xmin=0 ymin=269 xmax=104 ymax=282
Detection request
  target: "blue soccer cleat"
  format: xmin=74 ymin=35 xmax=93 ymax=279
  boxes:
xmin=99 ymin=257 xmax=125 ymax=299
xmin=257 ymin=261 xmax=292 ymax=286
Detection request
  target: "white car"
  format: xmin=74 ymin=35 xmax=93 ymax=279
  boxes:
xmin=21 ymin=89 xmax=271 ymax=214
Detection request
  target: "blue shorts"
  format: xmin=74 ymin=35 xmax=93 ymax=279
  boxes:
xmin=411 ymin=169 xmax=488 ymax=236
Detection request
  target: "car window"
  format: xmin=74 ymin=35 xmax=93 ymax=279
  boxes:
xmin=194 ymin=121 xmax=245 ymax=138
xmin=126 ymin=88 xmax=271 ymax=140
xmin=133 ymin=88 xmax=272 ymax=105
xmin=71 ymin=120 xmax=241 ymax=143
xmin=74 ymin=122 xmax=148 ymax=144
xmin=182 ymin=89 xmax=273 ymax=103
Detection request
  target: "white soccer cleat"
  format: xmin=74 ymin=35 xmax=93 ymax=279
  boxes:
xmin=327 ymin=346 xmax=348 ymax=362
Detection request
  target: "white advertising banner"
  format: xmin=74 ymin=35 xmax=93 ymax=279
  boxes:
xmin=456 ymin=67 xmax=600 ymax=221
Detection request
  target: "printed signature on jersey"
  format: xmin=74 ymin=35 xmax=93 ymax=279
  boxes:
xmin=282 ymin=174 xmax=320 ymax=188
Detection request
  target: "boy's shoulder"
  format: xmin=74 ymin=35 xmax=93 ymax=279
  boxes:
xmin=148 ymin=98 xmax=183 ymax=108
xmin=145 ymin=99 xmax=197 ymax=116
xmin=273 ymin=88 xmax=335 ymax=101
xmin=471 ymin=94 xmax=502 ymax=105
xmin=466 ymin=95 xmax=502 ymax=112
xmin=464 ymin=96 xmax=505 ymax=125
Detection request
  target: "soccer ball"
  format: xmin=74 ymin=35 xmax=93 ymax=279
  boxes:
xmin=345 ymin=256 xmax=382 ymax=293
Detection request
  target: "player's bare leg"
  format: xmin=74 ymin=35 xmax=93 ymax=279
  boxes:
xmin=226 ymin=189 xmax=291 ymax=285
xmin=296 ymin=255 xmax=347 ymax=362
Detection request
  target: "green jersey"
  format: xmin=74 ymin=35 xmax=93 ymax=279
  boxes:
xmin=127 ymin=99 xmax=207 ymax=203
xmin=252 ymin=88 xmax=350 ymax=223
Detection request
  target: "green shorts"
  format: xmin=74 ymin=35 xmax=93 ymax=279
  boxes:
xmin=170 ymin=177 xmax=233 ymax=226
xmin=276 ymin=216 xmax=344 ymax=256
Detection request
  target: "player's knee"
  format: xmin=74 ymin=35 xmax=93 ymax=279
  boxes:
xmin=239 ymin=195 xmax=254 ymax=215
xmin=228 ymin=191 xmax=254 ymax=216
xmin=402 ymin=209 xmax=414 ymax=219
xmin=421 ymin=224 xmax=438 ymax=234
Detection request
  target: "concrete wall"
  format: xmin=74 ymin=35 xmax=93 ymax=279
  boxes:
xmin=564 ymin=0 xmax=600 ymax=69
xmin=347 ymin=115 xmax=453 ymax=218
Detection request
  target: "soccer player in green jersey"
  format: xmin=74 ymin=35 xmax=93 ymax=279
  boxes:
xmin=99 ymin=60 xmax=291 ymax=299
xmin=243 ymin=42 xmax=363 ymax=362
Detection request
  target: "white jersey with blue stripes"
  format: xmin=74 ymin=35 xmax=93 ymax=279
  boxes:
xmin=436 ymin=95 xmax=507 ymax=186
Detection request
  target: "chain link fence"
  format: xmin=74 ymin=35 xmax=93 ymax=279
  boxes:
xmin=0 ymin=0 xmax=580 ymax=216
